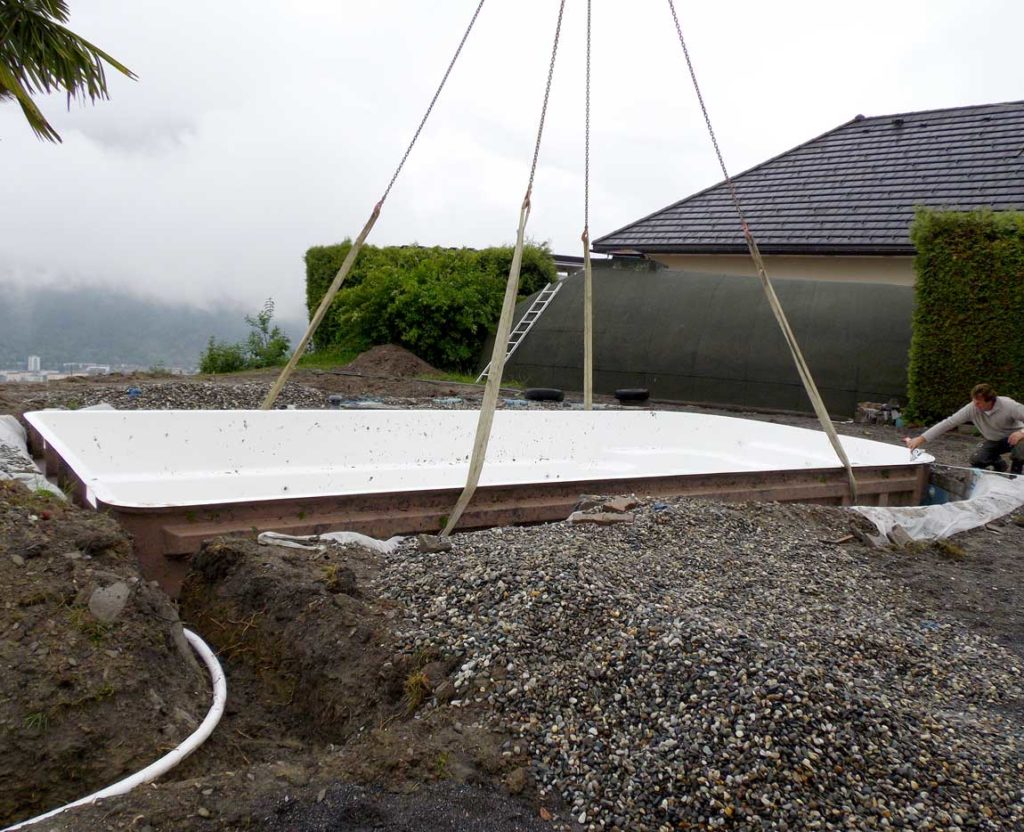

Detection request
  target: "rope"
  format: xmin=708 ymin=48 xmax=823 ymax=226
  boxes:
xmin=664 ymin=0 xmax=859 ymax=503
xmin=582 ymin=0 xmax=594 ymax=411
xmin=261 ymin=0 xmax=489 ymax=410
xmin=442 ymin=0 xmax=568 ymax=536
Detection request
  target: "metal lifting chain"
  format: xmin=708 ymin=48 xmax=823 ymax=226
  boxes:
xmin=261 ymin=0 xmax=488 ymax=410
xmin=527 ymin=0 xmax=567 ymax=196
xmin=664 ymin=0 xmax=859 ymax=503
xmin=584 ymin=0 xmax=592 ymax=233
xmin=382 ymin=0 xmax=488 ymax=204
xmin=442 ymin=0 xmax=568 ymax=536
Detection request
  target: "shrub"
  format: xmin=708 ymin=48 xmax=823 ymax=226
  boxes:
xmin=199 ymin=299 xmax=291 ymax=374
xmin=245 ymin=299 xmax=291 ymax=368
xmin=907 ymin=208 xmax=1024 ymax=421
xmin=304 ymin=242 xmax=556 ymax=368
xmin=199 ymin=338 xmax=247 ymax=374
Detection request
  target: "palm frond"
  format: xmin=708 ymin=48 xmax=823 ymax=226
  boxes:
xmin=0 ymin=56 xmax=61 ymax=141
xmin=0 ymin=0 xmax=135 ymax=142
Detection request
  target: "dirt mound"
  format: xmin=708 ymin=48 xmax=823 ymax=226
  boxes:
xmin=177 ymin=537 xmax=512 ymax=784
xmin=37 ymin=537 xmax=542 ymax=831
xmin=0 ymin=481 xmax=207 ymax=828
xmin=343 ymin=344 xmax=441 ymax=378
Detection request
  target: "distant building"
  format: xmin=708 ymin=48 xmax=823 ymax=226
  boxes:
xmin=27 ymin=355 xmax=41 ymax=372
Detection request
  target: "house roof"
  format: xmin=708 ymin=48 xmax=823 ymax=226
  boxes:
xmin=592 ymin=100 xmax=1024 ymax=256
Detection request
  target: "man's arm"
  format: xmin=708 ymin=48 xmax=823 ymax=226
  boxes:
xmin=1006 ymin=399 xmax=1024 ymax=446
xmin=904 ymin=403 xmax=974 ymax=450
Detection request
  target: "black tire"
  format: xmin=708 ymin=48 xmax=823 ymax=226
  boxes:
xmin=524 ymin=387 xmax=565 ymax=402
xmin=614 ymin=387 xmax=650 ymax=402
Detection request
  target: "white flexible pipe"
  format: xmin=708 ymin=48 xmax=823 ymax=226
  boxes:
xmin=4 ymin=628 xmax=227 ymax=831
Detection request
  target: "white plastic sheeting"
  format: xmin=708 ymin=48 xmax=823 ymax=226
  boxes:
xmin=853 ymin=470 xmax=1024 ymax=541
xmin=257 ymin=530 xmax=405 ymax=554
xmin=23 ymin=409 xmax=930 ymax=510
xmin=0 ymin=415 xmax=63 ymax=498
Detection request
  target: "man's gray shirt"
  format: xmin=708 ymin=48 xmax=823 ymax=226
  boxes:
xmin=922 ymin=396 xmax=1024 ymax=443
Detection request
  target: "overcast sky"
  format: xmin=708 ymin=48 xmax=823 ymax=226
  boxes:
xmin=2 ymin=0 xmax=1022 ymax=320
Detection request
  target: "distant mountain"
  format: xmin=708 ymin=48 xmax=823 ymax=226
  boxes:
xmin=0 ymin=284 xmax=306 ymax=370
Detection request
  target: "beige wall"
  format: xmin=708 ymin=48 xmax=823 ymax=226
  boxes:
xmin=651 ymin=254 xmax=915 ymax=285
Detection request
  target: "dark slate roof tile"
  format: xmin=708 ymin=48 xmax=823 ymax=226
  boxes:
xmin=593 ymin=101 xmax=1024 ymax=254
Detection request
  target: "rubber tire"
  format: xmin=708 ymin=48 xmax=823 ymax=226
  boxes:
xmin=524 ymin=387 xmax=565 ymax=403
xmin=614 ymin=387 xmax=650 ymax=403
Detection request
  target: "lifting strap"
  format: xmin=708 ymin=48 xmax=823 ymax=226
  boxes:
xmin=582 ymin=0 xmax=594 ymax=411
xmin=665 ymin=0 xmax=859 ymax=503
xmin=442 ymin=0 xmax=568 ymax=536
xmin=261 ymin=0 xmax=488 ymax=410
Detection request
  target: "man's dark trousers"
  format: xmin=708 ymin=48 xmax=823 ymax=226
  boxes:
xmin=971 ymin=438 xmax=1024 ymax=474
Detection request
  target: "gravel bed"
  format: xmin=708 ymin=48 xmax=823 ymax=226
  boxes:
xmin=378 ymin=499 xmax=1024 ymax=831
xmin=13 ymin=381 xmax=582 ymax=413
xmin=16 ymin=380 xmax=331 ymax=411
xmin=7 ymin=382 xmax=1019 ymax=829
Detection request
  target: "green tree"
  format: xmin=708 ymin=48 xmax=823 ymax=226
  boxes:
xmin=245 ymin=298 xmax=291 ymax=368
xmin=304 ymin=241 xmax=557 ymax=367
xmin=199 ymin=299 xmax=291 ymax=374
xmin=0 ymin=0 xmax=135 ymax=142
xmin=198 ymin=337 xmax=247 ymax=375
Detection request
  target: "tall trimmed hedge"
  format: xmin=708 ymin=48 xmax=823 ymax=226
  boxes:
xmin=304 ymin=242 xmax=556 ymax=371
xmin=907 ymin=208 xmax=1024 ymax=421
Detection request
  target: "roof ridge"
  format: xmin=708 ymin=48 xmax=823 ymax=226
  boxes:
xmin=592 ymin=99 xmax=1024 ymax=254
xmin=593 ymin=115 xmax=864 ymax=247
xmin=852 ymin=98 xmax=1024 ymax=124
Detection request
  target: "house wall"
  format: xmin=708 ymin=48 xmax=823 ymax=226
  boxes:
xmin=490 ymin=267 xmax=914 ymax=417
xmin=651 ymin=254 xmax=915 ymax=285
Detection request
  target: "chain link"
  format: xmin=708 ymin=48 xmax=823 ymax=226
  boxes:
xmin=664 ymin=0 xmax=746 ymax=226
xmin=583 ymin=0 xmax=592 ymax=232
xmin=381 ymin=0 xmax=488 ymax=204
xmin=527 ymin=0 xmax=568 ymax=195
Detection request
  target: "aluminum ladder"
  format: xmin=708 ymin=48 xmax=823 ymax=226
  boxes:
xmin=476 ymin=281 xmax=563 ymax=382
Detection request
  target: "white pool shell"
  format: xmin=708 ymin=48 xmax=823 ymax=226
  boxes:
xmin=25 ymin=409 xmax=929 ymax=509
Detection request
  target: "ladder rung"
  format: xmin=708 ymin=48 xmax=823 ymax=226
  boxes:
xmin=476 ymin=282 xmax=561 ymax=383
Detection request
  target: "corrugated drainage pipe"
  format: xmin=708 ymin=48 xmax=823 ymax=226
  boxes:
xmin=3 ymin=628 xmax=227 ymax=831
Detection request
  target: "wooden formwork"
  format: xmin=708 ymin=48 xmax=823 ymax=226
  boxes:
xmin=26 ymin=416 xmax=928 ymax=597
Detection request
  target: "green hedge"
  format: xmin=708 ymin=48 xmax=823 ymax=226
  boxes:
xmin=304 ymin=242 xmax=556 ymax=370
xmin=907 ymin=208 xmax=1024 ymax=421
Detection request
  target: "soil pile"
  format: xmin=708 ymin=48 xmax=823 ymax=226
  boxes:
xmin=36 ymin=535 xmax=555 ymax=831
xmin=343 ymin=344 xmax=442 ymax=378
xmin=0 ymin=482 xmax=206 ymax=828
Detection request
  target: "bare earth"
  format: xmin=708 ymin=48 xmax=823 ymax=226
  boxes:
xmin=1 ymin=352 xmax=1022 ymax=830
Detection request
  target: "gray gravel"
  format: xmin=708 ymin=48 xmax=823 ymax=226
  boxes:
xmin=7 ymin=382 xmax=1019 ymax=829
xmin=378 ymin=499 xmax=1024 ymax=831
xmin=14 ymin=381 xmax=577 ymax=413
xmin=16 ymin=380 xmax=330 ymax=411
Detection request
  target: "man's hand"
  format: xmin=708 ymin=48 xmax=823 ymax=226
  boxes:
xmin=903 ymin=436 xmax=927 ymax=451
xmin=1009 ymin=430 xmax=1024 ymax=447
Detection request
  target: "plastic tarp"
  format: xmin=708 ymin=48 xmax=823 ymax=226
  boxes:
xmin=0 ymin=415 xmax=64 ymax=498
xmin=853 ymin=470 xmax=1024 ymax=541
xmin=257 ymin=530 xmax=405 ymax=555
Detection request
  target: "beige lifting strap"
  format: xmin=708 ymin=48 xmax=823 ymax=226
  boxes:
xmin=442 ymin=0 xmax=568 ymax=536
xmin=665 ymin=0 xmax=858 ymax=502
xmin=261 ymin=0 xmax=488 ymax=410
xmin=582 ymin=231 xmax=594 ymax=410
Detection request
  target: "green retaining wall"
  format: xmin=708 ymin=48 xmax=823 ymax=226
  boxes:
xmin=488 ymin=266 xmax=913 ymax=417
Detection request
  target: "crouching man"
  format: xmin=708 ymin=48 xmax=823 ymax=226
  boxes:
xmin=904 ymin=383 xmax=1024 ymax=474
